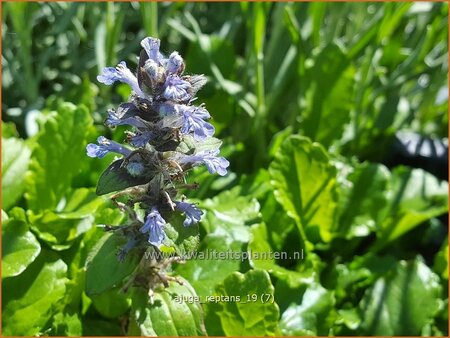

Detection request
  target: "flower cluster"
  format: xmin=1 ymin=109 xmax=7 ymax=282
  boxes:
xmin=87 ymin=37 xmax=229 ymax=255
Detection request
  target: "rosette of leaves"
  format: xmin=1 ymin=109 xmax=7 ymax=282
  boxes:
xmin=86 ymin=37 xmax=229 ymax=293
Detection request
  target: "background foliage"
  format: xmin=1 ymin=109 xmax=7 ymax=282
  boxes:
xmin=2 ymin=2 xmax=449 ymax=336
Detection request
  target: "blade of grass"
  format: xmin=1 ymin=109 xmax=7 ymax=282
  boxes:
xmin=310 ymin=2 xmax=327 ymax=47
xmin=251 ymin=3 xmax=268 ymax=167
xmin=106 ymin=2 xmax=124 ymax=67
xmin=95 ymin=20 xmax=106 ymax=73
xmin=140 ymin=2 xmax=158 ymax=37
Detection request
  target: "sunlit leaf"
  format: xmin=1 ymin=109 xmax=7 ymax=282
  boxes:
xmin=269 ymin=135 xmax=339 ymax=243
xmin=130 ymin=278 xmax=206 ymax=336
xmin=2 ymin=137 xmax=32 ymax=210
xmin=85 ymin=233 xmax=140 ymax=295
xmin=204 ymin=270 xmax=280 ymax=336
xmin=2 ymin=253 xmax=68 ymax=336
xmin=25 ymin=102 xmax=93 ymax=211
xmin=279 ymin=282 xmax=335 ymax=336
xmin=359 ymin=257 xmax=442 ymax=335
xmin=2 ymin=218 xmax=41 ymax=278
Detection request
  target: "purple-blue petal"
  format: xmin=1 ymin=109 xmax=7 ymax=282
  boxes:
xmin=86 ymin=143 xmax=108 ymax=158
xmin=163 ymin=75 xmax=192 ymax=102
xmin=139 ymin=207 xmax=166 ymax=246
xmin=167 ymin=52 xmax=184 ymax=74
xmin=106 ymin=110 xmax=147 ymax=129
xmin=97 ymin=61 xmax=145 ymax=98
xmin=177 ymin=149 xmax=229 ymax=176
xmin=97 ymin=67 xmax=120 ymax=85
xmin=203 ymin=156 xmax=229 ymax=176
xmin=175 ymin=201 xmax=203 ymax=226
xmin=178 ymin=106 xmax=214 ymax=140
xmin=86 ymin=136 xmax=132 ymax=158
xmin=141 ymin=37 xmax=163 ymax=62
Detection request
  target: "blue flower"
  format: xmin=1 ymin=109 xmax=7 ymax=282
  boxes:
xmin=97 ymin=61 xmax=145 ymax=98
xmin=178 ymin=105 xmax=215 ymax=140
xmin=201 ymin=151 xmax=230 ymax=176
xmin=163 ymin=75 xmax=192 ymax=102
xmin=141 ymin=37 xmax=163 ymax=63
xmin=167 ymin=52 xmax=184 ymax=74
xmin=86 ymin=136 xmax=132 ymax=158
xmin=178 ymin=149 xmax=230 ymax=176
xmin=175 ymin=201 xmax=203 ymax=226
xmin=106 ymin=109 xmax=148 ymax=129
xmin=139 ymin=207 xmax=166 ymax=246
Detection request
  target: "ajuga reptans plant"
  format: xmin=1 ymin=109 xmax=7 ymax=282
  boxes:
xmin=86 ymin=37 xmax=229 ymax=292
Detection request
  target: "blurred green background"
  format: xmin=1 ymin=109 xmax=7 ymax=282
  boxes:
xmin=2 ymin=2 xmax=449 ymax=336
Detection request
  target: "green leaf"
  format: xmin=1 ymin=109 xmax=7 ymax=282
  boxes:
xmin=2 ymin=218 xmax=41 ymax=278
xmin=28 ymin=211 xmax=94 ymax=251
xmin=377 ymin=3 xmax=412 ymax=42
xmin=2 ymin=253 xmax=68 ymax=336
xmin=51 ymin=312 xmax=82 ymax=336
xmin=175 ymin=228 xmax=244 ymax=299
xmin=90 ymin=287 xmax=131 ymax=319
xmin=2 ymin=122 xmax=18 ymax=138
xmin=96 ymin=159 xmax=149 ymax=196
xmin=63 ymin=187 xmax=106 ymax=214
xmin=130 ymin=278 xmax=207 ymax=336
xmin=338 ymin=254 xmax=398 ymax=292
xmin=375 ymin=167 xmax=448 ymax=249
xmin=205 ymin=269 xmax=280 ymax=336
xmin=252 ymin=172 xmax=301 ymax=252
xmin=62 ymin=207 xmax=123 ymax=283
xmin=337 ymin=162 xmax=391 ymax=238
xmin=2 ymin=209 xmax=8 ymax=221
xmin=268 ymin=126 xmax=293 ymax=159
xmin=248 ymin=222 xmax=311 ymax=289
xmin=269 ymin=135 xmax=339 ymax=243
xmin=279 ymin=282 xmax=335 ymax=336
xmin=302 ymin=43 xmax=353 ymax=147
xmin=390 ymin=167 xmax=448 ymax=211
xmin=2 ymin=137 xmax=32 ymax=210
xmin=85 ymin=233 xmax=140 ymax=295
xmin=49 ymin=269 xmax=85 ymax=337
xmin=25 ymin=102 xmax=93 ymax=211
xmin=27 ymin=188 xmax=105 ymax=250
xmin=337 ymin=308 xmax=361 ymax=331
xmin=51 ymin=222 xmax=118 ymax=335
xmin=201 ymin=186 xmax=260 ymax=233
xmin=359 ymin=257 xmax=442 ymax=335
xmin=186 ymin=34 xmax=236 ymax=78
xmin=82 ymin=318 xmax=122 ymax=336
